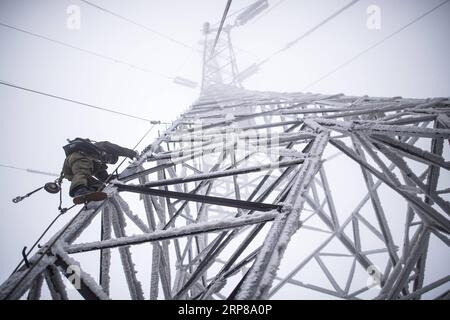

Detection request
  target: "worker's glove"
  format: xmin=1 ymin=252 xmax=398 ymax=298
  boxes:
xmin=126 ymin=150 xmax=139 ymax=160
xmin=131 ymin=150 xmax=139 ymax=160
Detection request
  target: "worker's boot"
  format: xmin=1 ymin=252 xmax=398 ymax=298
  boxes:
xmin=73 ymin=185 xmax=93 ymax=198
xmin=72 ymin=186 xmax=107 ymax=205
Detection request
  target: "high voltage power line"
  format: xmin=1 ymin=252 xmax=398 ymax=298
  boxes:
xmin=230 ymin=0 xmax=360 ymax=82
xmin=80 ymin=0 xmax=258 ymax=59
xmin=302 ymin=0 xmax=450 ymax=90
xmin=210 ymin=0 xmax=233 ymax=57
xmin=210 ymin=1 xmax=257 ymax=27
xmin=0 ymin=22 xmax=173 ymax=80
xmin=0 ymin=164 xmax=59 ymax=177
xmin=235 ymin=0 xmax=449 ymax=91
xmin=258 ymin=0 xmax=360 ymax=67
xmin=0 ymin=80 xmax=171 ymax=124
xmin=80 ymin=0 xmax=195 ymax=51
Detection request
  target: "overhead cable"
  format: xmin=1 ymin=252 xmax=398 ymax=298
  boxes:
xmin=0 ymin=22 xmax=173 ymax=80
xmin=0 ymin=164 xmax=59 ymax=177
xmin=0 ymin=80 xmax=170 ymax=124
xmin=302 ymin=0 xmax=450 ymax=90
xmin=210 ymin=0 xmax=233 ymax=58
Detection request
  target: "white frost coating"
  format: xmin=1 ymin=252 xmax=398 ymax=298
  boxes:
xmin=149 ymin=245 xmax=161 ymax=300
xmin=44 ymin=265 xmax=68 ymax=300
xmin=166 ymin=165 xmax=189 ymax=194
xmin=44 ymin=273 xmax=60 ymax=300
xmin=110 ymin=206 xmax=145 ymax=300
xmin=52 ymin=244 xmax=110 ymax=300
xmin=114 ymin=195 xmax=151 ymax=233
xmin=203 ymin=277 xmax=227 ymax=299
xmin=65 ymin=211 xmax=279 ymax=254
xmin=27 ymin=274 xmax=44 ymax=300
xmin=150 ymin=195 xmax=166 ymax=224
xmin=169 ymin=129 xmax=316 ymax=146
xmin=336 ymin=136 xmax=450 ymax=232
xmin=303 ymin=119 xmax=325 ymax=133
xmin=246 ymin=131 xmax=316 ymax=144
xmin=3 ymin=84 xmax=447 ymax=300
xmin=0 ymin=253 xmax=56 ymax=300
xmin=235 ymin=132 xmax=329 ymax=299
xmin=373 ymin=140 xmax=450 ymax=213
xmin=437 ymin=113 xmax=450 ymax=129
xmin=133 ymin=158 xmax=306 ymax=189
xmin=371 ymin=135 xmax=448 ymax=168
xmin=314 ymin=118 xmax=450 ymax=138
xmin=100 ymin=206 xmax=112 ymax=295
xmin=62 ymin=198 xmax=107 ymax=244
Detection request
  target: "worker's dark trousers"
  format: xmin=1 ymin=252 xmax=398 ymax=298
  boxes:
xmin=63 ymin=152 xmax=103 ymax=197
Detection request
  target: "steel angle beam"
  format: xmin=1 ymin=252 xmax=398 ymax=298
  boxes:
xmin=115 ymin=184 xmax=282 ymax=212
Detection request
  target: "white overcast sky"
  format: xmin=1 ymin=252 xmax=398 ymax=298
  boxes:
xmin=0 ymin=0 xmax=449 ymax=298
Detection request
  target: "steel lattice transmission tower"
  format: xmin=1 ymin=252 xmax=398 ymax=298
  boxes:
xmin=1 ymin=10 xmax=450 ymax=300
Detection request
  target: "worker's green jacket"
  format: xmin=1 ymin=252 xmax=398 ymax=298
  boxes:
xmin=62 ymin=140 xmax=136 ymax=196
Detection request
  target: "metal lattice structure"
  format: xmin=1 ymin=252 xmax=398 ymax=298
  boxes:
xmin=1 ymin=14 xmax=450 ymax=300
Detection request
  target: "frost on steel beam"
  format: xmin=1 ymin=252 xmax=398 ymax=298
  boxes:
xmin=114 ymin=195 xmax=151 ymax=233
xmin=179 ymin=158 xmax=289 ymax=295
xmin=137 ymin=167 xmax=173 ymax=300
xmin=26 ymin=273 xmax=44 ymax=300
xmin=376 ymin=226 xmax=431 ymax=299
xmin=44 ymin=265 xmax=68 ymax=300
xmin=265 ymin=125 xmax=444 ymax=299
xmin=109 ymin=201 xmax=145 ymax=300
xmin=154 ymin=150 xmax=239 ymax=296
xmin=2 ymin=81 xmax=449 ymax=300
xmin=318 ymin=167 xmax=339 ymax=228
xmin=303 ymin=194 xmax=374 ymax=270
xmin=234 ymin=131 xmax=329 ymax=299
xmin=197 ymin=181 xmax=291 ymax=298
xmin=0 ymin=252 xmax=56 ymax=300
xmin=187 ymin=162 xmax=300 ymax=299
xmin=330 ymin=139 xmax=450 ymax=234
xmin=314 ymin=118 xmax=450 ymax=138
xmin=401 ymin=276 xmax=450 ymax=300
xmin=99 ymin=205 xmax=112 ymax=296
xmin=0 ymin=202 xmax=105 ymax=300
xmin=369 ymin=138 xmax=450 ymax=214
xmin=65 ymin=211 xmax=279 ymax=254
xmin=53 ymin=245 xmax=109 ymax=300
xmin=268 ymin=217 xmax=353 ymax=298
xmin=137 ymin=169 xmax=171 ymax=299
xmin=413 ymin=121 xmax=446 ymax=297
xmin=137 ymin=158 xmax=307 ymax=188
xmin=370 ymin=134 xmax=450 ymax=170
xmin=351 ymin=135 xmax=399 ymax=265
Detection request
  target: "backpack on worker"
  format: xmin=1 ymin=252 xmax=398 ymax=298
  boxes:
xmin=63 ymin=138 xmax=102 ymax=158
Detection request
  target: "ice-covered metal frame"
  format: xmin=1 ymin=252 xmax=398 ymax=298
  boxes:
xmin=1 ymin=18 xmax=449 ymax=300
xmin=1 ymin=85 xmax=448 ymax=300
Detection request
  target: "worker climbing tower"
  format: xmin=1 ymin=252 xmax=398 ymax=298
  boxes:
xmin=1 ymin=1 xmax=450 ymax=300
